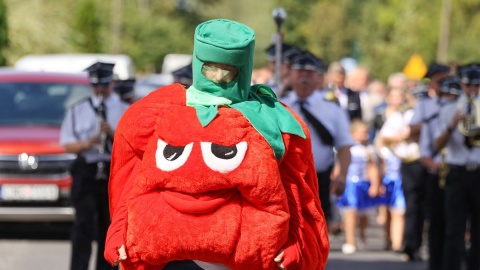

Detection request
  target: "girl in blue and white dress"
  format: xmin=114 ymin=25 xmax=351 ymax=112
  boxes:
xmin=378 ymin=146 xmax=406 ymax=252
xmin=337 ymin=120 xmax=382 ymax=254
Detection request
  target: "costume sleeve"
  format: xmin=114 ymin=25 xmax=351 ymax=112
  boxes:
xmin=278 ymin=110 xmax=329 ymax=270
xmin=104 ymin=93 xmax=164 ymax=264
xmin=104 ymin=84 xmax=186 ymax=266
xmin=104 ymin=132 xmax=143 ymax=264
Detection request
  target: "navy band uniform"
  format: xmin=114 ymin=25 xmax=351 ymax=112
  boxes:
xmin=401 ymin=63 xmax=450 ymax=262
xmin=418 ymin=75 xmax=462 ymax=270
xmin=435 ymin=63 xmax=480 ymax=270
xmin=60 ymin=62 xmax=129 ymax=270
xmin=114 ymin=78 xmax=136 ymax=104
xmin=281 ymin=52 xmax=353 ymax=223
xmin=172 ymin=62 xmax=193 ymax=88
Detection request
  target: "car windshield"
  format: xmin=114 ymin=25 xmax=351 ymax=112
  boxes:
xmin=0 ymin=82 xmax=91 ymax=126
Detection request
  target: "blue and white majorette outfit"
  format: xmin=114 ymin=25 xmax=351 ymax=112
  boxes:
xmin=337 ymin=143 xmax=377 ymax=210
xmin=379 ymin=147 xmax=406 ymax=212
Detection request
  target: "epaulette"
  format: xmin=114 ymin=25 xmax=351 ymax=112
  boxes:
xmin=68 ymin=96 xmax=91 ymax=109
xmin=399 ymin=103 xmax=412 ymax=113
xmin=322 ymin=84 xmax=339 ymax=105
xmin=323 ymin=93 xmax=340 ymax=105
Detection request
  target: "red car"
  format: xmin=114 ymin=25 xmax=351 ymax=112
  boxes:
xmin=0 ymin=70 xmax=91 ymax=222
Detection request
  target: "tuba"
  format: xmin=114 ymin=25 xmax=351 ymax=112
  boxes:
xmin=95 ymin=93 xmax=108 ymax=180
xmin=457 ymin=94 xmax=480 ymax=146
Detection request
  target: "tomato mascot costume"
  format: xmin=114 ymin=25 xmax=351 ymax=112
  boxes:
xmin=104 ymin=19 xmax=329 ymax=270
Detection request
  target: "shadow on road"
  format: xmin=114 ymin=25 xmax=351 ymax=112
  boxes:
xmin=0 ymin=222 xmax=71 ymax=240
xmin=327 ymin=258 xmax=425 ymax=270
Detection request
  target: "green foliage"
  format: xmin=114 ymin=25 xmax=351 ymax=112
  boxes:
xmin=274 ymin=0 xmax=480 ymax=80
xmin=121 ymin=9 xmax=195 ymax=73
xmin=71 ymin=0 xmax=101 ymax=53
xmin=355 ymin=0 xmax=442 ymax=79
xmin=0 ymin=0 xmax=8 ymax=66
xmin=278 ymin=0 xmax=317 ymax=47
xmin=118 ymin=1 xmax=207 ymax=73
xmin=449 ymin=0 xmax=480 ymax=63
xmin=5 ymin=0 xmax=75 ymax=63
xmin=303 ymin=1 xmax=352 ymax=63
xmin=200 ymin=0 xmax=276 ymax=67
xmin=3 ymin=0 xmax=480 ymax=79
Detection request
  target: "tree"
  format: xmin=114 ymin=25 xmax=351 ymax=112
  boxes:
xmin=119 ymin=1 xmax=203 ymax=73
xmin=71 ymin=0 xmax=102 ymax=53
xmin=4 ymin=0 xmax=480 ymax=77
xmin=5 ymin=0 xmax=75 ymax=63
xmin=0 ymin=0 xmax=8 ymax=66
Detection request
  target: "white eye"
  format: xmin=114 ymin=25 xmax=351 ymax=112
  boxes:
xmin=156 ymin=139 xmax=193 ymax=171
xmin=200 ymin=141 xmax=247 ymax=173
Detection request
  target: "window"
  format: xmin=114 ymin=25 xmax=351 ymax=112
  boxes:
xmin=0 ymin=82 xmax=91 ymax=126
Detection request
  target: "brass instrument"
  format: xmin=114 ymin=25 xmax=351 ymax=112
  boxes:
xmin=386 ymin=141 xmax=420 ymax=163
xmin=457 ymin=94 xmax=480 ymax=146
xmin=438 ymin=148 xmax=448 ymax=188
xmin=324 ymin=82 xmax=339 ymax=103
xmin=399 ymin=102 xmax=412 ymax=114
xmin=95 ymin=93 xmax=108 ymax=180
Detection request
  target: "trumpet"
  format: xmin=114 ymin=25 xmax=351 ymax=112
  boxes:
xmin=95 ymin=93 xmax=108 ymax=180
xmin=457 ymin=94 xmax=480 ymax=146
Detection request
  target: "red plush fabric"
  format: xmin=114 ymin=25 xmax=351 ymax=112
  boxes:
xmin=105 ymin=83 xmax=329 ymax=269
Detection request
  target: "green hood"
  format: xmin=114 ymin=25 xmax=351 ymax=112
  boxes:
xmin=192 ymin=19 xmax=254 ymax=104
xmin=187 ymin=19 xmax=305 ymax=160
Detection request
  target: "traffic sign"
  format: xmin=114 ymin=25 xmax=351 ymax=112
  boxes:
xmin=402 ymin=54 xmax=428 ymax=80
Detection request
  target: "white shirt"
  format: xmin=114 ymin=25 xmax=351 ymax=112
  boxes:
xmin=435 ymin=96 xmax=480 ymax=165
xmin=380 ymin=109 xmax=420 ymax=161
xmin=281 ymin=90 xmax=354 ymax=172
xmin=417 ymin=97 xmax=442 ymax=162
xmin=59 ymin=92 xmax=129 ymax=163
xmin=410 ymin=97 xmax=439 ymax=126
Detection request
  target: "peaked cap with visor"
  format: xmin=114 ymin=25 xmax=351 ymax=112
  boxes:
xmin=186 ymin=19 xmax=305 ymax=160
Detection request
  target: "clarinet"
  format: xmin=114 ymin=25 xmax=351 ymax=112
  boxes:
xmin=95 ymin=93 xmax=108 ymax=180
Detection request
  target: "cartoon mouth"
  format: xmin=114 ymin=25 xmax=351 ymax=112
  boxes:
xmin=160 ymin=189 xmax=237 ymax=214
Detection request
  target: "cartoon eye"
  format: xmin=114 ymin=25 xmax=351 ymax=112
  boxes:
xmin=156 ymin=139 xmax=193 ymax=171
xmin=200 ymin=141 xmax=247 ymax=173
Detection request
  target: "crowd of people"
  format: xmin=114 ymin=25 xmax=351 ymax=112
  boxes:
xmin=256 ymin=42 xmax=480 ymax=270
xmin=59 ymin=18 xmax=480 ymax=270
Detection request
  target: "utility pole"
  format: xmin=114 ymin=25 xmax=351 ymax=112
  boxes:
xmin=272 ymin=8 xmax=286 ymax=92
xmin=437 ymin=0 xmax=452 ymax=63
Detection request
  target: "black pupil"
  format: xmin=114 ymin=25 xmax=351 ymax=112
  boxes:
xmin=211 ymin=144 xmax=237 ymax=160
xmin=163 ymin=145 xmax=186 ymax=161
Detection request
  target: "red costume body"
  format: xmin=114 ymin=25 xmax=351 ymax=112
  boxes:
xmin=105 ymin=84 xmax=329 ymax=269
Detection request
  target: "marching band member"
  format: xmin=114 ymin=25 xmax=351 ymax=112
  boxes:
xmin=435 ymin=63 xmax=480 ymax=270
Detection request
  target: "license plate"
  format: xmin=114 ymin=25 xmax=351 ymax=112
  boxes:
xmin=1 ymin=185 xmax=59 ymax=201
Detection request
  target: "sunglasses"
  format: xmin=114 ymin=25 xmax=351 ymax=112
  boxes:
xmin=202 ymin=63 xmax=238 ymax=84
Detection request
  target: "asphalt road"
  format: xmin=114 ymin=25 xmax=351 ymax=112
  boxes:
xmin=0 ymin=220 xmax=428 ymax=270
xmin=326 ymin=220 xmax=427 ymax=270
